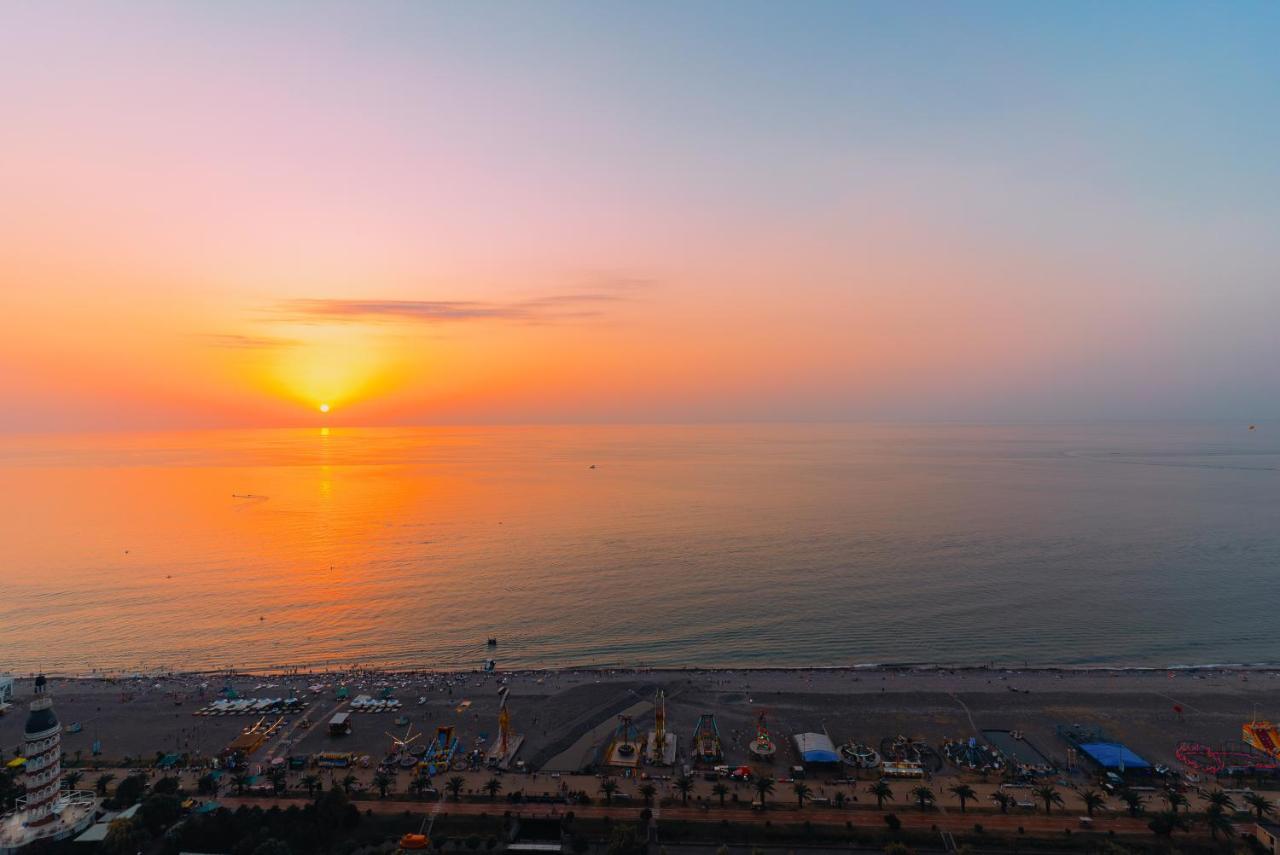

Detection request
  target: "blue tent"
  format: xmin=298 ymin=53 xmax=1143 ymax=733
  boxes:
xmin=1077 ymin=741 xmax=1150 ymax=770
xmin=793 ymin=733 xmax=840 ymax=764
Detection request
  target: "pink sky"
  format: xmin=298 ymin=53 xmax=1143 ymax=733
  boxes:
xmin=2 ymin=3 xmax=1277 ymax=430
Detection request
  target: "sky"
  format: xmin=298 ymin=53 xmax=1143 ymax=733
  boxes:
xmin=2 ymin=1 xmax=1278 ymax=431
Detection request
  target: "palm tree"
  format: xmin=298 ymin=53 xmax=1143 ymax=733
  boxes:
xmin=483 ymin=777 xmax=502 ymax=801
xmin=1205 ymin=804 xmax=1235 ymax=840
xmin=267 ymin=766 xmax=287 ymax=795
xmin=754 ymin=776 xmax=775 ymax=807
xmin=949 ymin=784 xmax=976 ymax=813
xmin=1033 ymin=785 xmax=1063 ymax=815
xmin=95 ymin=773 xmax=116 ymax=796
xmin=674 ymin=776 xmax=693 ymax=806
xmin=1148 ymin=809 xmax=1189 ymax=838
xmin=1205 ymin=789 xmax=1236 ymax=813
xmin=639 ymin=783 xmax=657 ymax=806
xmin=340 ymin=773 xmax=358 ymax=794
xmin=373 ymin=770 xmax=393 ymax=798
xmin=793 ymin=782 xmax=811 ymax=808
xmin=990 ymin=791 xmax=1012 ymax=814
xmin=1246 ymin=792 xmax=1275 ymax=820
xmin=232 ymin=772 xmax=250 ymax=796
xmin=301 ymin=774 xmax=321 ymax=798
xmin=867 ymin=781 xmax=893 ymax=810
xmin=1119 ymin=788 xmax=1144 ymax=817
xmin=710 ymin=782 xmax=727 ymax=807
xmin=1079 ymin=789 xmax=1105 ymax=817
xmin=600 ymin=778 xmax=619 ymax=805
xmin=833 ymin=791 xmax=847 ymax=809
xmin=911 ymin=786 xmax=935 ymax=812
xmin=447 ymin=775 xmax=465 ymax=801
xmin=1161 ymin=788 xmax=1187 ymax=814
xmin=62 ymin=771 xmax=83 ymax=790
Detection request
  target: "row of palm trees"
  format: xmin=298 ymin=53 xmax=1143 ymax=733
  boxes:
xmin=591 ymin=773 xmax=1280 ymax=829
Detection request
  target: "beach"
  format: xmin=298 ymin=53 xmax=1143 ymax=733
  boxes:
xmin=6 ymin=665 xmax=1277 ymax=786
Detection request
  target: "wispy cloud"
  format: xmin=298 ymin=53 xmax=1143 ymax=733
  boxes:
xmin=272 ymin=278 xmax=651 ymax=326
xmin=199 ymin=333 xmax=301 ymax=349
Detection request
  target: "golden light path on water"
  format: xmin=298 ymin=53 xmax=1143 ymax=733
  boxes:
xmin=0 ymin=423 xmax=1277 ymax=675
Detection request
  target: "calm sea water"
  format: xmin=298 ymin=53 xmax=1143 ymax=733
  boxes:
xmin=0 ymin=423 xmax=1277 ymax=674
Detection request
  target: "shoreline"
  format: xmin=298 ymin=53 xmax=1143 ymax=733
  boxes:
xmin=16 ymin=660 xmax=1280 ymax=681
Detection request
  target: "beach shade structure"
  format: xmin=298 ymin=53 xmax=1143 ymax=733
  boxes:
xmin=1076 ymin=741 xmax=1150 ymax=771
xmin=793 ymin=732 xmax=840 ymax=764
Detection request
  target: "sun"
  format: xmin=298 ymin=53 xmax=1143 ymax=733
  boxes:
xmin=319 ymin=403 xmax=330 ymax=414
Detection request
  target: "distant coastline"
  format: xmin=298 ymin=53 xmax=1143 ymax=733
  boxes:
xmin=17 ymin=660 xmax=1280 ymax=682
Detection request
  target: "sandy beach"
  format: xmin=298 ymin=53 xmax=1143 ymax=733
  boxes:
xmin=5 ymin=665 xmax=1277 ymax=776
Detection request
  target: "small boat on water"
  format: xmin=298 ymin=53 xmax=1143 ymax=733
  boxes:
xmin=483 ymin=659 xmax=496 ymax=672
xmin=487 ymin=638 xmax=497 ymax=646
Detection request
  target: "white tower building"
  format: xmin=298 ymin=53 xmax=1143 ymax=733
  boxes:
xmin=0 ymin=676 xmax=95 ymax=853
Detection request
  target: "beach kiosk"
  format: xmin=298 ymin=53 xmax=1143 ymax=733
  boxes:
xmin=329 ymin=712 xmax=352 ymax=737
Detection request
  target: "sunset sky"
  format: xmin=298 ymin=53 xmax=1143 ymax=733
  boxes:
xmin=3 ymin=1 xmax=1278 ymax=431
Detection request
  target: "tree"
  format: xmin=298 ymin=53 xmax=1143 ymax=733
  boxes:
xmin=138 ymin=793 xmax=181 ymax=834
xmin=1206 ymin=788 xmax=1236 ymax=813
xmin=1206 ymin=804 xmax=1235 ymax=840
xmin=640 ymin=783 xmax=657 ymax=806
xmin=95 ymin=772 xmax=116 ymax=795
xmin=267 ymin=766 xmax=287 ymax=795
xmin=754 ymin=776 xmax=775 ymax=807
xmin=484 ymin=777 xmax=503 ymax=801
xmin=101 ymin=817 xmax=148 ymax=855
xmin=301 ymin=774 xmax=321 ymax=798
xmin=252 ymin=840 xmax=293 ymax=855
xmin=793 ymin=781 xmax=811 ymax=808
xmin=1147 ymin=809 xmax=1188 ymax=838
xmin=447 ymin=775 xmax=466 ymax=801
xmin=710 ymin=782 xmax=727 ymax=807
xmin=232 ymin=771 xmax=251 ymax=796
xmin=600 ymin=778 xmax=619 ymax=806
xmin=1033 ymin=785 xmax=1063 ymax=815
xmin=62 ymin=770 xmax=83 ymax=790
xmin=1246 ymin=791 xmax=1275 ymax=820
xmin=868 ymin=781 xmax=893 ymax=810
xmin=910 ymin=786 xmax=935 ymax=812
xmin=340 ymin=773 xmax=358 ymax=794
xmin=1161 ymin=788 xmax=1187 ymax=814
xmin=196 ymin=773 xmax=218 ymax=796
xmin=604 ymin=823 xmax=646 ymax=855
xmin=833 ymin=791 xmax=847 ymax=809
xmin=674 ymin=775 xmax=693 ymax=806
xmin=373 ymin=770 xmax=393 ymax=798
xmin=949 ymin=784 xmax=976 ymax=813
xmin=1079 ymin=789 xmax=1105 ymax=817
xmin=1119 ymin=788 xmax=1145 ymax=817
xmin=990 ymin=791 xmax=1012 ymax=814
xmin=112 ymin=773 xmax=148 ymax=808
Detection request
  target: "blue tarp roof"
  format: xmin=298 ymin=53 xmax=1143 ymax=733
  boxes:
xmin=793 ymin=732 xmax=840 ymax=763
xmin=1077 ymin=741 xmax=1150 ymax=770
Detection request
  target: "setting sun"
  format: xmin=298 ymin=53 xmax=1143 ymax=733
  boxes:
xmin=319 ymin=403 xmax=330 ymax=414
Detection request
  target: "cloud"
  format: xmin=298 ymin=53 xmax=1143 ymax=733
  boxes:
xmin=272 ymin=278 xmax=651 ymax=326
xmin=199 ymin=333 xmax=300 ymax=349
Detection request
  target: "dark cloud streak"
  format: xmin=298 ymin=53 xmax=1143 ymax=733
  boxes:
xmin=273 ymin=279 xmax=651 ymax=326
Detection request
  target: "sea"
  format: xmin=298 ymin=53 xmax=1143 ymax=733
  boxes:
xmin=0 ymin=422 xmax=1276 ymax=675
